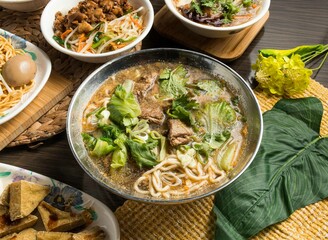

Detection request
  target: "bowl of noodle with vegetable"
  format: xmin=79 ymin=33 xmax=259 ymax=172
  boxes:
xmin=0 ymin=28 xmax=51 ymax=125
xmin=40 ymin=0 xmax=154 ymax=63
xmin=67 ymin=48 xmax=263 ymax=204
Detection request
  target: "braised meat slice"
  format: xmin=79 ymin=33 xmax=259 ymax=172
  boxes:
xmin=168 ymin=119 xmax=193 ymax=146
xmin=133 ymin=72 xmax=157 ymax=98
xmin=139 ymin=97 xmax=165 ymax=125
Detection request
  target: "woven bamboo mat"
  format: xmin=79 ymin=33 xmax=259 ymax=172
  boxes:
xmin=114 ymin=79 xmax=328 ymax=240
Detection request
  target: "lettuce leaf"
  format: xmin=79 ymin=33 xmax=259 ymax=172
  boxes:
xmin=107 ymin=79 xmax=141 ymax=126
xmin=196 ymin=101 xmax=236 ymax=149
xmin=111 ymin=134 xmax=128 ymax=169
xmin=127 ymin=139 xmax=158 ymax=168
xmin=159 ymin=65 xmax=188 ymax=98
xmin=214 ymin=97 xmax=328 ymax=239
xmin=81 ymin=133 xmax=116 ymax=157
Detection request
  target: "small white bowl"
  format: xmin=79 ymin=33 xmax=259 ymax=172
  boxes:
xmin=40 ymin=0 xmax=154 ymax=63
xmin=0 ymin=0 xmax=49 ymax=12
xmin=165 ymin=0 xmax=270 ymax=38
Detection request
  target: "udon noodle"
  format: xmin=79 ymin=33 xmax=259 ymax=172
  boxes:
xmin=82 ymin=62 xmax=247 ymax=198
xmin=134 ymin=155 xmax=228 ymax=198
xmin=0 ymin=36 xmax=34 ymax=117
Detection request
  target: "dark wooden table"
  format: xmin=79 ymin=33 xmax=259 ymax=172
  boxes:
xmin=1 ymin=0 xmax=327 ymax=212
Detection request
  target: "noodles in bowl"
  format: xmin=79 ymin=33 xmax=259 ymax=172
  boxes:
xmin=67 ymin=49 xmax=263 ymax=203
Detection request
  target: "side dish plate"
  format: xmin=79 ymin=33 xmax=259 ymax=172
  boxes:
xmin=0 ymin=28 xmax=52 ymax=125
xmin=0 ymin=163 xmax=120 ymax=240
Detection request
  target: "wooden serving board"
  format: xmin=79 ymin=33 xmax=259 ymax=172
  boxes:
xmin=154 ymin=6 xmax=270 ymax=61
xmin=0 ymin=72 xmax=73 ymax=151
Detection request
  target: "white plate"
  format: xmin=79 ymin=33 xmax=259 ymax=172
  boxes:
xmin=0 ymin=28 xmax=52 ymax=125
xmin=0 ymin=163 xmax=120 ymax=240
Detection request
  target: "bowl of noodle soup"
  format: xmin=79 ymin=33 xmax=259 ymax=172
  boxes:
xmin=0 ymin=29 xmax=51 ymax=125
xmin=67 ymin=48 xmax=263 ymax=204
xmin=40 ymin=0 xmax=154 ymax=63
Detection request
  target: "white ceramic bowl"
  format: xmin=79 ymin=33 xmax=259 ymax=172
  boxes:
xmin=0 ymin=0 xmax=49 ymax=12
xmin=165 ymin=0 xmax=270 ymax=38
xmin=40 ymin=0 xmax=154 ymax=63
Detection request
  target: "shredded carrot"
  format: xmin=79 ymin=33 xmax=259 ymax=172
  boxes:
xmin=109 ymin=41 xmax=128 ymax=50
xmin=60 ymin=29 xmax=72 ymax=40
xmin=252 ymin=3 xmax=257 ymax=8
xmin=130 ymin=15 xmax=142 ymax=30
xmin=77 ymin=34 xmax=87 ymax=52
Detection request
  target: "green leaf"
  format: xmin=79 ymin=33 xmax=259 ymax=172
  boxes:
xmin=127 ymin=139 xmax=158 ymax=168
xmin=167 ymin=95 xmax=199 ymax=125
xmin=196 ymin=101 xmax=236 ymax=149
xmin=214 ymin=97 xmax=328 ymax=239
xmin=111 ymin=134 xmax=128 ymax=169
xmin=108 ymin=79 xmax=141 ymax=126
xmin=0 ymin=172 xmax=11 ymax=177
xmin=159 ymin=65 xmax=188 ymax=98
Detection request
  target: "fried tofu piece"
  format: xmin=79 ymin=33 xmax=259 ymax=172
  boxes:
xmin=9 ymin=181 xmax=50 ymax=221
xmin=0 ymin=186 xmax=10 ymax=207
xmin=0 ymin=206 xmax=8 ymax=217
xmin=36 ymin=231 xmax=73 ymax=240
xmin=0 ymin=215 xmax=38 ymax=238
xmin=0 ymin=228 xmax=37 ymax=240
xmin=72 ymin=226 xmax=106 ymax=240
xmin=38 ymin=201 xmax=91 ymax=232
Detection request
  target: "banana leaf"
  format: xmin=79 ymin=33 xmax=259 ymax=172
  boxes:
xmin=214 ymin=97 xmax=328 ymax=239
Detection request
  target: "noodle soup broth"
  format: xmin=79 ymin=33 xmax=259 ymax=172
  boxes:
xmin=81 ymin=61 xmax=248 ymax=199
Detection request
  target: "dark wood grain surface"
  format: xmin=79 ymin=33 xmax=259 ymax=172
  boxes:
xmin=1 ymin=0 xmax=328 ymax=211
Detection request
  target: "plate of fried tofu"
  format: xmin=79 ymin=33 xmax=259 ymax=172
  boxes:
xmin=0 ymin=163 xmax=120 ymax=240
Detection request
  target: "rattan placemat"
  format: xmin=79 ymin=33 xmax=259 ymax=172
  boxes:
xmin=114 ymin=79 xmax=328 ymax=240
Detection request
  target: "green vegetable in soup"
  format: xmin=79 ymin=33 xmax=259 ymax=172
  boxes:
xmin=196 ymin=80 xmax=221 ymax=97
xmin=82 ymin=133 xmax=116 ymax=157
xmin=98 ymin=123 xmax=122 ymax=139
xmin=167 ymin=95 xmax=199 ymax=125
xmin=127 ymin=139 xmax=158 ymax=168
xmin=107 ymin=79 xmax=141 ymax=126
xmin=196 ymin=101 xmax=236 ymax=149
xmin=111 ymin=134 xmax=128 ymax=168
xmin=218 ymin=141 xmax=238 ymax=171
xmin=159 ymin=65 xmax=188 ymax=98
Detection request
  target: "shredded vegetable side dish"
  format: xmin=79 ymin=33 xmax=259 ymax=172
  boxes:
xmin=53 ymin=0 xmax=144 ymax=54
xmin=81 ymin=62 xmax=247 ymax=198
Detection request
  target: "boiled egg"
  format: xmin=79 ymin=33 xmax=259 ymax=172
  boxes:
xmin=2 ymin=54 xmax=37 ymax=87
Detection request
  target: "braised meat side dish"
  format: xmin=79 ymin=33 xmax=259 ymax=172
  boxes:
xmin=81 ymin=62 xmax=248 ymax=199
xmin=52 ymin=0 xmax=144 ymax=54
xmin=53 ymin=0 xmax=133 ymax=36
